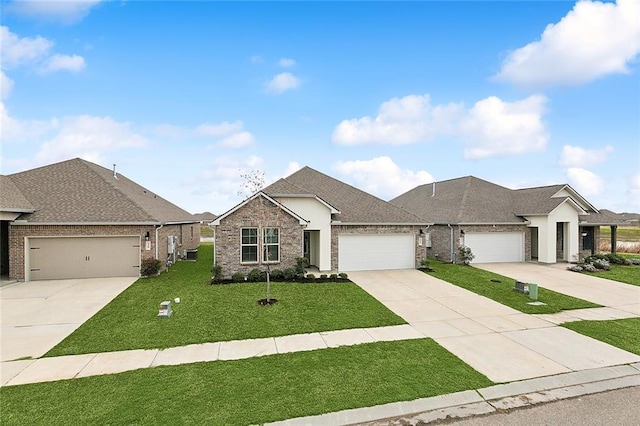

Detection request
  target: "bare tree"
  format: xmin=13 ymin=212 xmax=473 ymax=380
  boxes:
xmin=237 ymin=170 xmax=265 ymax=198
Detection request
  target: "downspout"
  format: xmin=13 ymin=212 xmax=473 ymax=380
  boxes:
xmin=448 ymin=224 xmax=455 ymax=263
xmin=155 ymin=223 xmax=164 ymax=260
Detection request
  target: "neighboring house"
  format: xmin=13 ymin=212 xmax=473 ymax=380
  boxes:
xmin=193 ymin=211 xmax=218 ymax=225
xmin=0 ymin=158 xmax=200 ymax=281
xmin=212 ymin=166 xmax=428 ymax=277
xmin=391 ymin=176 xmax=622 ymax=264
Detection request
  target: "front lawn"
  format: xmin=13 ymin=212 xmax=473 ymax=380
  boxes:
xmin=584 ymin=264 xmax=640 ymax=286
xmin=426 ymin=262 xmax=600 ymax=314
xmin=46 ymin=245 xmax=405 ymax=356
xmin=563 ymin=318 xmax=640 ymax=355
xmin=2 ymin=339 xmax=492 ymax=425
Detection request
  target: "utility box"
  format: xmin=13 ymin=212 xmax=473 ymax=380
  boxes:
xmin=528 ymin=283 xmax=539 ymax=300
xmin=514 ymin=280 xmax=529 ymax=294
xmin=158 ymin=301 xmax=172 ymax=317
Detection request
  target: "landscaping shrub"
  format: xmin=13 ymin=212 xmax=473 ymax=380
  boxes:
xmin=320 ymin=274 xmax=328 ymax=279
xmin=295 ymin=257 xmax=309 ymax=275
xmin=338 ymin=272 xmax=348 ymax=279
xmin=568 ymin=265 xmax=583 ymax=272
xmin=458 ymin=246 xmax=475 ymax=265
xmin=231 ymin=272 xmax=245 ymax=283
xmin=329 ymin=273 xmax=338 ymax=280
xmin=583 ymin=263 xmax=597 ymax=272
xmin=141 ymin=258 xmax=162 ymax=277
xmin=211 ymin=264 xmax=223 ymax=282
xmin=592 ymin=259 xmax=611 ymax=270
xmin=270 ymin=269 xmax=284 ymax=280
xmin=306 ymin=273 xmax=316 ymax=280
xmin=283 ymin=268 xmax=297 ymax=281
xmin=247 ymin=268 xmax=266 ymax=282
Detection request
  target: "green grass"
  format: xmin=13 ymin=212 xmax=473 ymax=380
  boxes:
xmin=600 ymin=226 xmax=640 ymax=242
xmin=426 ymin=262 xmax=600 ymax=314
xmin=584 ymin=264 xmax=640 ymax=286
xmin=200 ymin=225 xmax=214 ymax=237
xmin=563 ymin=318 xmax=640 ymax=355
xmin=46 ymin=245 xmax=404 ymax=356
xmin=1 ymin=339 xmax=492 ymax=425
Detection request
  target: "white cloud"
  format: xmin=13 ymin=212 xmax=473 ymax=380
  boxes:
xmin=628 ymin=173 xmax=640 ymax=210
xmin=559 ymin=144 xmax=614 ymax=167
xmin=219 ymin=131 xmax=254 ymax=149
xmin=0 ymin=25 xmax=53 ymax=68
xmin=334 ymin=156 xmax=434 ymax=200
xmin=283 ymin=161 xmax=302 ymax=177
xmin=265 ymin=72 xmax=300 ymax=94
xmin=36 ymin=115 xmax=147 ymax=165
xmin=1 ymin=71 xmax=14 ymax=99
xmin=5 ymin=0 xmax=103 ymax=24
xmin=332 ymin=94 xmax=462 ymax=145
xmin=461 ymin=95 xmax=548 ymax=159
xmin=495 ymin=0 xmax=640 ymax=87
xmin=39 ymin=53 xmax=86 ymax=74
xmin=196 ymin=120 xmax=255 ymax=149
xmin=278 ymin=58 xmax=296 ymax=67
xmin=0 ymin=102 xmax=56 ymax=142
xmin=566 ymin=167 xmax=605 ymax=197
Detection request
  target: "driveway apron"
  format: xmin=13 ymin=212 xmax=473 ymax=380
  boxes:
xmin=348 ymin=269 xmax=640 ymax=383
xmin=1 ymin=277 xmax=137 ymax=363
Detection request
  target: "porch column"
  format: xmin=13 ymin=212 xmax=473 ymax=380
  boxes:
xmin=611 ymin=225 xmax=617 ymax=255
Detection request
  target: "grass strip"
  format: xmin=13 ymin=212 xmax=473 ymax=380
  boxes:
xmin=563 ymin=318 xmax=640 ymax=355
xmin=3 ymin=339 xmax=492 ymax=425
xmin=584 ymin=264 xmax=640 ymax=286
xmin=46 ymin=245 xmax=404 ymax=356
xmin=426 ymin=262 xmax=600 ymax=314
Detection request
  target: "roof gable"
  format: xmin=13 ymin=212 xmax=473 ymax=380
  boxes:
xmin=212 ymin=192 xmax=308 ymax=226
xmin=263 ymin=167 xmax=424 ymax=224
xmin=8 ymin=158 xmax=196 ymax=224
xmin=0 ymin=175 xmax=34 ymax=213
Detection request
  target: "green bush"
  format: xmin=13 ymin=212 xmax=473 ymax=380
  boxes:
xmin=295 ymin=257 xmax=309 ymax=275
xmin=306 ymin=273 xmax=316 ymax=280
xmin=458 ymin=246 xmax=475 ymax=265
xmin=141 ymin=258 xmax=162 ymax=277
xmin=338 ymin=272 xmax=348 ymax=279
xmin=283 ymin=268 xmax=297 ymax=281
xmin=247 ymin=268 xmax=265 ymax=282
xmin=329 ymin=273 xmax=338 ymax=280
xmin=320 ymin=274 xmax=328 ymax=279
xmin=270 ymin=269 xmax=284 ymax=280
xmin=231 ymin=272 xmax=245 ymax=283
xmin=211 ymin=264 xmax=223 ymax=282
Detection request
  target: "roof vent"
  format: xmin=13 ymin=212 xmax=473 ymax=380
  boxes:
xmin=431 ymin=182 xmax=436 ymax=197
xmin=113 ymin=164 xmax=118 ymax=179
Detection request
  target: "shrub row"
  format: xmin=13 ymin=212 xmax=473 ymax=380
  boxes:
xmin=214 ymin=269 xmax=349 ymax=285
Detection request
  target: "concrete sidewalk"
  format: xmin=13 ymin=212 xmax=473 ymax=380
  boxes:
xmin=348 ymin=269 xmax=640 ymax=383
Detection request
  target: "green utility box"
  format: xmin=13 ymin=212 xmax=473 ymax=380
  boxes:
xmin=528 ymin=283 xmax=538 ymax=300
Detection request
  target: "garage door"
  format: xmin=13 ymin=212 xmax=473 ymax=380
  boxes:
xmin=338 ymin=234 xmax=414 ymax=271
xmin=28 ymin=236 xmax=141 ymax=280
xmin=464 ymin=232 xmax=524 ymax=263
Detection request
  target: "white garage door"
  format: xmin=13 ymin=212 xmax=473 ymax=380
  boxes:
xmin=464 ymin=232 xmax=524 ymax=263
xmin=338 ymin=234 xmax=415 ymax=271
xmin=28 ymin=236 xmax=141 ymax=281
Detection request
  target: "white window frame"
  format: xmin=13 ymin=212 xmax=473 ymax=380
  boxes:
xmin=240 ymin=228 xmax=258 ymax=264
xmin=263 ymin=227 xmax=280 ymax=263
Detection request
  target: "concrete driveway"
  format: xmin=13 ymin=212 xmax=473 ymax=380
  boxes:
xmin=474 ymin=263 xmax=640 ymax=316
xmin=1 ymin=277 xmax=137 ymax=362
xmin=348 ymin=269 xmax=640 ymax=383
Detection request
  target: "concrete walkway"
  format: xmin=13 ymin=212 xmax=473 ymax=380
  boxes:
xmin=348 ymin=269 xmax=640 ymax=383
xmin=1 ymin=277 xmax=137 ymax=362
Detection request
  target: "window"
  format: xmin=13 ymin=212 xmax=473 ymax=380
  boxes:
xmin=241 ymin=228 xmax=258 ymax=263
xmin=263 ymin=228 xmax=279 ymax=262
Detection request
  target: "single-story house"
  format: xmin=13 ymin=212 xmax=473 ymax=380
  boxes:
xmin=0 ymin=158 xmax=200 ymax=281
xmin=390 ymin=176 xmax=622 ymax=264
xmin=212 ymin=166 xmax=428 ymax=276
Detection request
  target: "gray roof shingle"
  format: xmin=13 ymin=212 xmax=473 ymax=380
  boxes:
xmin=8 ymin=158 xmax=197 ymax=224
xmin=0 ymin=175 xmax=34 ymax=212
xmin=264 ymin=166 xmax=425 ymax=224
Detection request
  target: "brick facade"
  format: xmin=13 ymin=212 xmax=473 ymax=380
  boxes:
xmin=330 ymin=225 xmax=426 ymax=271
xmin=214 ymin=196 xmax=305 ymax=278
xmin=8 ymin=223 xmax=200 ymax=280
xmin=425 ymin=224 xmax=531 ymax=263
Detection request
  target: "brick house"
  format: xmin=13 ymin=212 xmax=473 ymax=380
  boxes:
xmin=391 ymin=176 xmax=622 ymax=264
xmin=0 ymin=158 xmax=200 ymax=281
xmin=212 ymin=167 xmax=428 ymax=277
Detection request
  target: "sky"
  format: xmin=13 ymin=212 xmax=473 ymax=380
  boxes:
xmin=1 ymin=0 xmax=639 ymax=215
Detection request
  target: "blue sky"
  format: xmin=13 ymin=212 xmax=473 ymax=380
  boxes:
xmin=1 ymin=0 xmax=639 ymax=215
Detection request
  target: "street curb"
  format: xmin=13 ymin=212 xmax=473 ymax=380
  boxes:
xmin=265 ymin=365 xmax=640 ymax=426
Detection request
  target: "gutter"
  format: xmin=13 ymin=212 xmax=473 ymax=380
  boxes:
xmin=155 ymin=223 xmax=165 ymax=260
xmin=448 ymin=224 xmax=455 ymax=263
